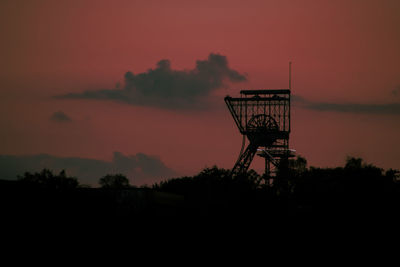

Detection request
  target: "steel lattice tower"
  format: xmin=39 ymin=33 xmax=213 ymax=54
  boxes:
xmin=225 ymin=89 xmax=294 ymax=181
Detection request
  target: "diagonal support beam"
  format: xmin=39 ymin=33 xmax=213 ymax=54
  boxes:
xmin=231 ymin=142 xmax=259 ymax=176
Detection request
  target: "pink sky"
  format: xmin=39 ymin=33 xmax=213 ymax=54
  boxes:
xmin=1 ymin=0 xmax=399 ymax=184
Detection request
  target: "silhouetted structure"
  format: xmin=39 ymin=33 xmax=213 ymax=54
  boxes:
xmin=225 ymin=65 xmax=294 ymax=181
xmin=225 ymin=89 xmax=294 ymax=180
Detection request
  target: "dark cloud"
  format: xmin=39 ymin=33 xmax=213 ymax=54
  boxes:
xmin=0 ymin=152 xmax=176 ymax=187
xmin=50 ymin=111 xmax=72 ymax=122
xmin=293 ymin=95 xmax=400 ymax=115
xmin=58 ymin=53 xmax=246 ymax=109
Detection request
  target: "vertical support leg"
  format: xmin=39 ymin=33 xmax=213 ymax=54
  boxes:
xmin=265 ymin=157 xmax=271 ymax=185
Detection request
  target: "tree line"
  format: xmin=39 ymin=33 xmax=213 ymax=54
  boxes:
xmin=152 ymin=156 xmax=400 ymax=217
xmin=16 ymin=169 xmax=133 ymax=189
xmin=2 ymin=156 xmax=399 ymax=218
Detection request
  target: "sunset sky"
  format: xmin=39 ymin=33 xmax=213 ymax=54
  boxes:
xmin=1 ymin=0 xmax=399 ymax=186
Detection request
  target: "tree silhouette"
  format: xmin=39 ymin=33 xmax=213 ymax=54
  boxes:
xmin=289 ymin=156 xmax=400 ymax=217
xmin=18 ymin=169 xmax=79 ymax=189
xmin=273 ymin=155 xmax=307 ymax=196
xmin=99 ymin=174 xmax=131 ymax=189
xmin=152 ymin=166 xmax=265 ymax=216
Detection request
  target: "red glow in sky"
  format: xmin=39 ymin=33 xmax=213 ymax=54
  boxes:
xmin=1 ymin=0 xmax=399 ymax=185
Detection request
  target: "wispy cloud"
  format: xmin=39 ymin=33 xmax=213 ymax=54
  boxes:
xmin=392 ymin=86 xmax=400 ymax=97
xmin=293 ymin=95 xmax=400 ymax=115
xmin=50 ymin=111 xmax=72 ymax=122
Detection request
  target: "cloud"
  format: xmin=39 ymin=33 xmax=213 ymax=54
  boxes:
xmin=0 ymin=152 xmax=176 ymax=187
xmin=50 ymin=111 xmax=72 ymax=122
xmin=392 ymin=86 xmax=400 ymax=96
xmin=58 ymin=53 xmax=246 ymax=109
xmin=293 ymin=95 xmax=400 ymax=115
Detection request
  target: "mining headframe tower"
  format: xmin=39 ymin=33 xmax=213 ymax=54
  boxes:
xmin=225 ymin=62 xmax=295 ymax=182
